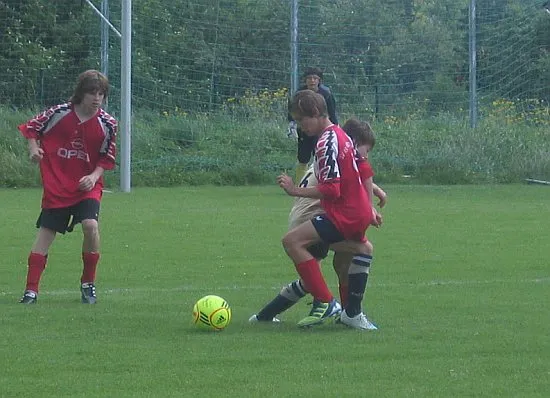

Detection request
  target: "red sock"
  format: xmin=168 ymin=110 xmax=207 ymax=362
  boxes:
xmin=26 ymin=253 xmax=47 ymax=293
xmin=339 ymin=284 xmax=349 ymax=308
xmin=81 ymin=252 xmax=100 ymax=284
xmin=295 ymin=258 xmax=333 ymax=303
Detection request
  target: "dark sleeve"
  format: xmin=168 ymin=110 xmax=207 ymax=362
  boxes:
xmin=287 ymin=96 xmax=294 ymax=122
xmin=319 ymin=85 xmax=338 ymax=125
xmin=326 ymin=92 xmax=338 ymax=125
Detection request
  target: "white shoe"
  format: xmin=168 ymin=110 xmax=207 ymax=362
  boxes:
xmin=248 ymin=314 xmax=281 ymax=323
xmin=340 ymin=310 xmax=378 ymax=330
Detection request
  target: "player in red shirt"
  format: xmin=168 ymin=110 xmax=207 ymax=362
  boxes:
xmin=277 ymin=90 xmax=379 ymax=328
xmin=251 ymin=118 xmax=385 ymax=330
xmin=18 ymin=70 xmax=117 ymax=304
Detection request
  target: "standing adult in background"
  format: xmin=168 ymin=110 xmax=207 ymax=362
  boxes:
xmin=18 ymin=69 xmax=117 ymax=304
xmin=287 ymin=67 xmax=338 ymax=182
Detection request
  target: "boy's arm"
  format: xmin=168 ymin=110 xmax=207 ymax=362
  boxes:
xmin=19 ymin=117 xmax=44 ymax=163
xmin=27 ymin=138 xmax=44 ymax=163
xmin=366 ymin=177 xmax=383 ymax=227
xmin=362 ymin=175 xmax=381 ymax=227
xmin=98 ymin=113 xmax=118 ymax=170
xmin=79 ymin=166 xmax=105 ymax=192
xmin=358 ymin=158 xmax=375 ymax=203
xmin=373 ymin=183 xmax=387 ymax=208
xmin=278 ymin=173 xmax=325 ymax=199
xmin=312 ymin=132 xmax=342 ymax=200
xmin=358 ymin=159 xmax=382 ymax=226
xmin=363 ymin=176 xmax=375 ymax=206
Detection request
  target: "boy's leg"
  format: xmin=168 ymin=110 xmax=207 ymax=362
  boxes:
xmin=21 ymin=208 xmax=66 ymax=303
xmin=346 ymin=252 xmax=372 ymax=317
xmin=330 ymin=240 xmax=373 ymax=317
xmin=330 ymin=240 xmax=377 ymax=330
xmin=282 ymin=222 xmax=333 ymax=304
xmin=284 ymin=217 xmax=345 ymax=327
xmin=73 ymin=199 xmax=101 ymax=304
xmin=253 ymin=280 xmax=308 ymax=321
xmin=332 ymin=251 xmax=353 ymax=307
xmin=23 ymin=228 xmax=56 ymax=296
xmin=251 ymin=242 xmax=328 ymax=322
xmin=81 ymin=219 xmax=100 ymax=284
xmin=25 ymin=251 xmax=48 ymax=294
xmin=20 ymin=253 xmax=47 ymax=304
xmin=339 ymin=252 xmax=377 ymax=330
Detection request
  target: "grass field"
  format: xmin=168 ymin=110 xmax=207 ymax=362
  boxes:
xmin=1 ymin=185 xmax=549 ymax=397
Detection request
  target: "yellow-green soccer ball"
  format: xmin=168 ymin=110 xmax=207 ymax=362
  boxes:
xmin=192 ymin=295 xmax=231 ymax=331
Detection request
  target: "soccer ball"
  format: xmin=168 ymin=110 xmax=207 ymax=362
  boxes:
xmin=192 ymin=295 xmax=231 ymax=331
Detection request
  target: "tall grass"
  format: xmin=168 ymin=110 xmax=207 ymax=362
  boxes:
xmin=1 ymin=101 xmax=548 ymax=187
xmin=371 ymin=112 xmax=550 ymax=184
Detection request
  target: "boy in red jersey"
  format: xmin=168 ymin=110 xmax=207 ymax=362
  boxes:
xmin=277 ymin=90 xmax=379 ymax=328
xmin=251 ymin=118 xmax=385 ymax=330
xmin=18 ymin=70 xmax=117 ymax=304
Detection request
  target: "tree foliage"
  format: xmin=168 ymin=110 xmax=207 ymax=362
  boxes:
xmin=0 ymin=0 xmax=548 ymax=114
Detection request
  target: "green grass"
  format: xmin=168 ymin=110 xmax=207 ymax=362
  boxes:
xmin=1 ymin=185 xmax=549 ymax=397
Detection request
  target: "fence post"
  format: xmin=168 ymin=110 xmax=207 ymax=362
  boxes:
xmin=290 ymin=0 xmax=299 ymax=96
xmin=120 ymin=0 xmax=132 ymax=192
xmin=469 ymin=0 xmax=477 ymax=128
xmin=101 ymin=0 xmax=109 ymax=109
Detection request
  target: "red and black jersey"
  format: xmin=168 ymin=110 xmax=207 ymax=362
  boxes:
xmin=19 ymin=103 xmax=117 ymax=209
xmin=314 ymin=124 xmax=373 ymax=240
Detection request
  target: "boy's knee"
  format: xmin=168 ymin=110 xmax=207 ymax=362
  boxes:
xmin=365 ymin=241 xmax=373 ymax=255
xmin=281 ymin=235 xmax=291 ymax=252
xmin=81 ymin=219 xmax=99 ymax=236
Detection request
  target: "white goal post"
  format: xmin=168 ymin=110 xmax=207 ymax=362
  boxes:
xmin=85 ymin=0 xmax=132 ymax=193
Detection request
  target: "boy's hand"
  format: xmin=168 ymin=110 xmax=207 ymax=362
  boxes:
xmin=374 ymin=187 xmax=387 ymax=208
xmin=277 ymin=173 xmax=297 ymax=196
xmin=79 ymin=174 xmax=99 ymax=192
xmin=371 ymin=208 xmax=383 ymax=227
xmin=29 ymin=147 xmax=44 ymax=163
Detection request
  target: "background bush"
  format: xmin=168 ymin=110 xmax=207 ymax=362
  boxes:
xmin=2 ymin=97 xmax=548 ymax=188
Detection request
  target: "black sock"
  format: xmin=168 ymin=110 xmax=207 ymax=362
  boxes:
xmin=257 ymin=295 xmax=295 ymax=320
xmin=256 ymin=280 xmax=307 ymax=320
xmin=346 ymin=273 xmax=368 ymax=317
xmin=346 ymin=254 xmax=372 ymax=317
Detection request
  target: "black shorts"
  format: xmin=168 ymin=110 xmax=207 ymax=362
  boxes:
xmin=36 ymin=199 xmax=100 ymax=234
xmin=307 ymin=241 xmax=330 ymax=260
xmin=311 ymin=214 xmax=345 ymax=245
xmin=297 ymin=129 xmax=318 ymax=164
